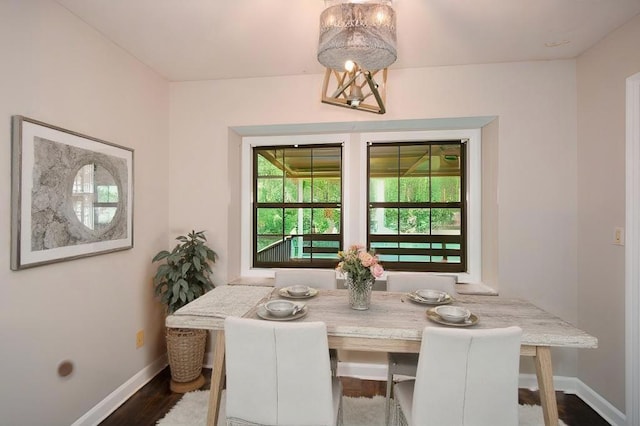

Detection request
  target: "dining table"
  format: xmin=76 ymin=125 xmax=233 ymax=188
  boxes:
xmin=165 ymin=284 xmax=598 ymax=426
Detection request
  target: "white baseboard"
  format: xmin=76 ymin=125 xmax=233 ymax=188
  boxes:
xmin=573 ymin=378 xmax=625 ymax=426
xmin=519 ymin=374 xmax=625 ymax=425
xmin=71 ymin=355 xmax=167 ymax=426
xmin=337 ymin=361 xmax=388 ymax=380
xmin=518 ymin=373 xmax=577 ymax=393
xmin=204 ymin=350 xmax=215 ymax=368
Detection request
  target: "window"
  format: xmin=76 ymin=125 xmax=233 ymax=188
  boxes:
xmin=253 ymin=144 xmax=342 ymax=268
xmin=367 ymin=140 xmax=466 ymax=272
xmin=241 ymin=128 xmax=481 ymax=283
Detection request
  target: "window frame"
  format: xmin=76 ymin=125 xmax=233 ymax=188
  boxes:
xmin=252 ymin=143 xmax=343 ymax=269
xmin=366 ymin=139 xmax=467 ymax=272
xmin=240 ymin=129 xmax=481 ymax=284
xmin=241 ymin=133 xmax=350 ymax=277
xmin=359 ymin=129 xmax=481 ymax=283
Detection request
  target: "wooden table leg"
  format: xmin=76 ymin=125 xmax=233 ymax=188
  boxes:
xmin=206 ymin=331 xmax=226 ymax=426
xmin=534 ymin=346 xmax=559 ymax=426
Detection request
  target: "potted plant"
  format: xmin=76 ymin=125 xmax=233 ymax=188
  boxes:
xmin=152 ymin=230 xmax=218 ymax=393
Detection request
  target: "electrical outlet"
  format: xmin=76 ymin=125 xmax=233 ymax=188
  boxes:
xmin=136 ymin=330 xmax=144 ymax=349
xmin=614 ymin=227 xmax=625 ymax=246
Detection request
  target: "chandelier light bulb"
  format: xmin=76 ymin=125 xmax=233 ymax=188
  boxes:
xmin=344 ymin=60 xmax=356 ymax=72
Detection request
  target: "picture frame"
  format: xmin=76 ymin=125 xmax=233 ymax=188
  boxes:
xmin=10 ymin=116 xmax=134 ymax=270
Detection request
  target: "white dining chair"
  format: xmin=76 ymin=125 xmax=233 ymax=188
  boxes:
xmin=274 ymin=268 xmax=339 ymax=375
xmin=394 ymin=326 xmax=522 ymax=426
xmin=274 ymin=268 xmax=338 ymax=289
xmin=385 ymin=272 xmax=458 ymax=423
xmin=224 ymin=317 xmax=343 ymax=426
xmin=386 ymin=272 xmax=457 ymax=294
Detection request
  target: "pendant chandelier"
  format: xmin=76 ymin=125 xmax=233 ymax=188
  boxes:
xmin=317 ymin=0 xmax=397 ymax=114
xmin=318 ymin=0 xmax=397 ymax=71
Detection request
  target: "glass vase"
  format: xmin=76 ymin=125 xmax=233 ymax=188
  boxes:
xmin=346 ymin=274 xmax=375 ymax=310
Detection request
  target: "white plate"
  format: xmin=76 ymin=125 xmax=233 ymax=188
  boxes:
xmin=426 ymin=308 xmax=478 ymax=327
xmin=406 ymin=291 xmax=453 ymax=305
xmin=278 ymin=287 xmax=319 ymax=299
xmin=257 ymin=304 xmax=308 ymax=321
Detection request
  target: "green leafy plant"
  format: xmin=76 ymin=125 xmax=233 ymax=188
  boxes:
xmin=152 ymin=230 xmax=218 ymax=314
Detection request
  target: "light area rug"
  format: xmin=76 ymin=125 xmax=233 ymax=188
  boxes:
xmin=156 ymin=390 xmax=568 ymax=426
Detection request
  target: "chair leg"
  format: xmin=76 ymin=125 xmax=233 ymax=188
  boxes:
xmin=330 ymin=349 xmax=338 ymax=377
xmin=395 ymin=397 xmax=408 ymax=426
xmin=385 ymin=356 xmax=394 ymax=426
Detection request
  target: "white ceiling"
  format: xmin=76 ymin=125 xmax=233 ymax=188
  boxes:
xmin=55 ymin=0 xmax=640 ymax=82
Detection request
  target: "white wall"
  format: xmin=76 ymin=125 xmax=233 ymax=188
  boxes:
xmin=1 ymin=1 xmax=632 ymax=423
xmin=0 ymin=2 xmax=170 ymax=425
xmin=170 ymin=59 xmax=580 ymax=374
xmin=577 ymin=14 xmax=640 ymax=413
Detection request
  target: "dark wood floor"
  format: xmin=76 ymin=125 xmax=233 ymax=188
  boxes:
xmin=100 ymin=367 xmax=610 ymax=425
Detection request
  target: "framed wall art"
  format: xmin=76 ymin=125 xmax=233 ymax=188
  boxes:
xmin=10 ymin=116 xmax=134 ymax=270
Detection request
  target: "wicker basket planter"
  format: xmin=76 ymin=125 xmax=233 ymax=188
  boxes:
xmin=166 ymin=327 xmax=207 ymax=393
